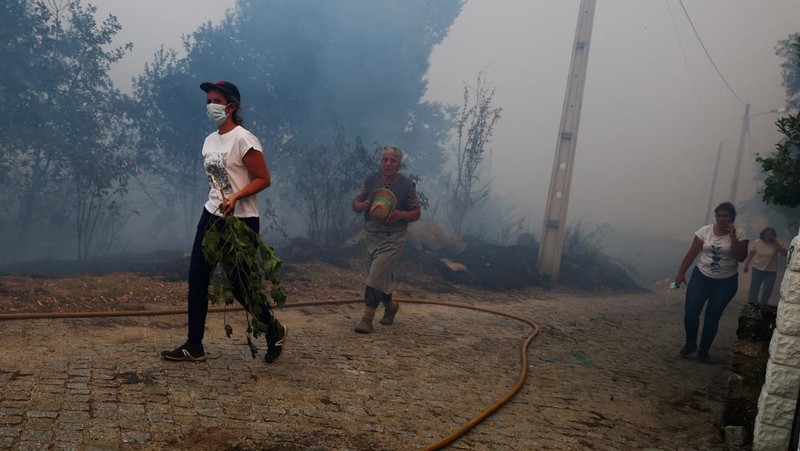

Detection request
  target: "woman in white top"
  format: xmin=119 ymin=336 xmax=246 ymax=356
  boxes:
xmin=674 ymin=202 xmax=749 ymax=363
xmin=161 ymin=81 xmax=286 ymax=364
xmin=743 ymin=227 xmax=788 ymax=305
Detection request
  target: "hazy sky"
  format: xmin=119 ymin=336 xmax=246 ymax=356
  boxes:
xmin=93 ymin=0 xmax=800 ymax=240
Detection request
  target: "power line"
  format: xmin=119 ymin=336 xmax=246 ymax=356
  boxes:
xmin=678 ymin=0 xmax=746 ymax=106
xmin=667 ymin=1 xmax=692 ymax=74
xmin=666 ymin=0 xmax=703 ymax=109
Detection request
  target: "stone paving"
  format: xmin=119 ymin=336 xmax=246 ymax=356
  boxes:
xmin=0 ymin=289 xmax=739 ymax=450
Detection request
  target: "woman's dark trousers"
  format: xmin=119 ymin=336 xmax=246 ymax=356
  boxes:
xmin=186 ymin=209 xmax=274 ymax=345
xmin=748 ymin=268 xmax=777 ymax=305
xmin=684 ymin=266 xmax=738 ymax=352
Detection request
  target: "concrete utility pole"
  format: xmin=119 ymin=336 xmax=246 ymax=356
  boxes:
xmin=537 ymin=0 xmax=596 ymax=283
xmin=729 ymin=102 xmax=750 ymax=204
xmin=728 ymin=104 xmax=786 ymax=205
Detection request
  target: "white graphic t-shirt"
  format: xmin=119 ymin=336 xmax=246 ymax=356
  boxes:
xmin=695 ymin=224 xmax=748 ymax=279
xmin=202 ymin=126 xmax=263 ymax=218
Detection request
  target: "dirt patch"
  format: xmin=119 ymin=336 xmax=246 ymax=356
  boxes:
xmin=0 ymin=251 xmax=469 ymax=314
xmin=0 ymin=272 xmax=186 ymax=313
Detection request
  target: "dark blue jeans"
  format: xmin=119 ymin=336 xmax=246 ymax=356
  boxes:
xmin=187 ymin=208 xmax=273 ymax=345
xmin=684 ymin=266 xmax=738 ymax=352
xmin=747 ymin=268 xmax=777 ymax=305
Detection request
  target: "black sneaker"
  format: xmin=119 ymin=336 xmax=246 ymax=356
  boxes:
xmin=264 ymin=325 xmax=287 ymax=364
xmin=679 ymin=344 xmax=696 ymax=358
xmin=698 ymin=350 xmax=711 ymax=363
xmin=161 ymin=342 xmax=206 ymax=362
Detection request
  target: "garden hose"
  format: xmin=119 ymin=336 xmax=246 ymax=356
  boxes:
xmin=0 ymin=298 xmax=539 ymax=450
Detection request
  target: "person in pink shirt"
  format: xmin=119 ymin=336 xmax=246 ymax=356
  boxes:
xmin=743 ymin=227 xmax=788 ymax=305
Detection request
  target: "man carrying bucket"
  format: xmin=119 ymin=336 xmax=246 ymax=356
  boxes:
xmin=351 ymin=145 xmax=421 ymax=333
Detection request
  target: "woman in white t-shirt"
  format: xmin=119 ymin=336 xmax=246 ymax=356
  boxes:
xmin=674 ymin=202 xmax=749 ymax=363
xmin=743 ymin=227 xmax=788 ymax=305
xmin=161 ymin=81 xmax=286 ymax=364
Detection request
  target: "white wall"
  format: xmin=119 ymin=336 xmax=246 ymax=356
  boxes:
xmin=753 ymin=228 xmax=800 ymax=449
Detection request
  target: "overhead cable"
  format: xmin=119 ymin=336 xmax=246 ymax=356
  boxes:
xmin=678 ymin=0 xmax=746 ymax=105
xmin=666 ymin=0 xmax=703 ymax=109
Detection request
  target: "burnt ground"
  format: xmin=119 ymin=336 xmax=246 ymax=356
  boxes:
xmin=280 ymin=237 xmax=644 ymax=293
xmin=0 ymin=234 xmax=644 ymax=297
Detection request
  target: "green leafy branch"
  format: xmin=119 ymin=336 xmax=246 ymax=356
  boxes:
xmin=202 ymin=213 xmax=287 ymax=359
xmin=756 ymin=112 xmax=800 ymax=208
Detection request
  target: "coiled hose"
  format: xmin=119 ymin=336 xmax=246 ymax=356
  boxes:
xmin=0 ymin=298 xmax=539 ymax=450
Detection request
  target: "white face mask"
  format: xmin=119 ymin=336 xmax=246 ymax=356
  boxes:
xmin=206 ymin=103 xmax=230 ymax=126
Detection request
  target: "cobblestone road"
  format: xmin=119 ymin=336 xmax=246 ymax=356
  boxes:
xmin=0 ymin=289 xmax=738 ymax=450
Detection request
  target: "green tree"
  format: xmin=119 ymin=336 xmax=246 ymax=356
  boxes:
xmin=277 ymin=130 xmax=378 ymax=245
xmin=131 ymin=0 xmax=462 ymax=241
xmin=0 ymin=0 xmax=135 ymax=260
xmin=756 ymin=113 xmax=800 ymax=208
xmin=757 ymin=34 xmax=800 ymax=210
xmin=131 ymin=48 xmax=209 ymax=231
xmin=777 ymin=33 xmax=800 ymax=110
xmin=445 ymin=72 xmax=503 ymax=236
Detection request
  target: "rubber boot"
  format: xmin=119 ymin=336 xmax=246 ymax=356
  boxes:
xmin=355 ymin=306 xmax=377 ymax=334
xmin=380 ymin=297 xmax=399 ymax=325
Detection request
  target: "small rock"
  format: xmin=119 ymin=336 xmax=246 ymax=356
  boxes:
xmin=724 ymin=425 xmax=747 ymax=446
